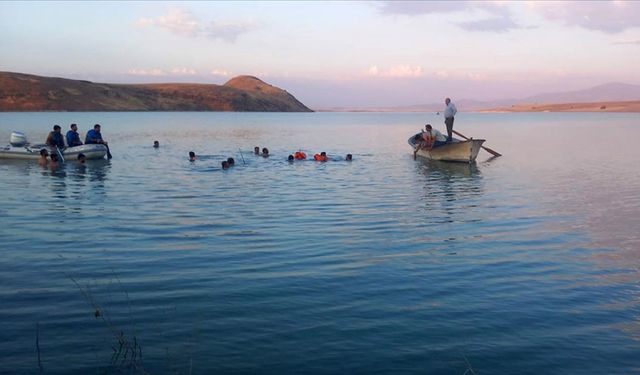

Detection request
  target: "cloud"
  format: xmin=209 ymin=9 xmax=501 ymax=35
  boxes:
xmin=137 ymin=9 xmax=201 ymax=37
xmin=458 ymin=15 xmax=521 ymax=32
xmin=612 ymin=39 xmax=640 ymax=45
xmin=366 ymin=65 xmax=424 ymax=78
xmin=376 ymin=1 xmax=526 ymax=33
xmin=528 ymin=1 xmax=640 ymax=33
xmin=210 ymin=69 xmax=229 ymax=76
xmin=376 ymin=1 xmax=462 ymax=15
xmin=137 ymin=8 xmax=257 ymax=42
xmin=128 ymin=68 xmax=167 ymax=76
xmin=206 ymin=21 xmax=257 ymax=42
xmin=128 ymin=67 xmax=197 ymax=76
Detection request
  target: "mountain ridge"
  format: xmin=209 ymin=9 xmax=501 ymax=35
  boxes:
xmin=0 ymin=71 xmax=312 ymax=112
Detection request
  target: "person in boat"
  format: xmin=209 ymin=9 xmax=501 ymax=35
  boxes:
xmin=46 ymin=125 xmax=65 ymax=149
xmin=85 ymin=124 xmax=108 ymax=145
xmin=443 ymin=97 xmax=457 ymax=142
xmin=66 ymin=123 xmax=83 ymax=147
xmin=77 ymin=153 xmax=86 ymax=164
xmin=153 ymin=140 xmax=159 ymax=148
xmin=38 ymin=149 xmax=49 ymax=166
xmin=294 ymin=151 xmax=307 ymax=160
xmin=189 ymin=151 xmax=196 ymax=161
xmin=227 ymin=157 xmax=235 ymax=166
xmin=262 ymin=147 xmax=269 ymax=157
xmin=314 ymin=152 xmax=328 ymax=162
xmin=346 ymin=154 xmax=353 ymax=161
xmin=254 ymin=146 xmax=260 ymax=155
xmin=414 ymin=124 xmax=447 ymax=159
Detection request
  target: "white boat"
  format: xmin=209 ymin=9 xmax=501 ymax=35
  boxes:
xmin=0 ymin=131 xmax=108 ymax=160
xmin=408 ymin=133 xmax=485 ymax=163
xmin=0 ymin=143 xmax=108 ymax=160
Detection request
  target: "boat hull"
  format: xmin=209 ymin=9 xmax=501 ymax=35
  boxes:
xmin=408 ymin=133 xmax=484 ymax=163
xmin=0 ymin=144 xmax=108 ymax=160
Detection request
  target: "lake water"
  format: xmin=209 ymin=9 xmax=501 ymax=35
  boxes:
xmin=0 ymin=112 xmax=639 ymax=374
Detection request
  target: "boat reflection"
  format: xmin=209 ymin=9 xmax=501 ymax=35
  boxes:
xmin=414 ymin=158 xmax=481 ymax=179
xmin=412 ymin=158 xmax=484 ymax=230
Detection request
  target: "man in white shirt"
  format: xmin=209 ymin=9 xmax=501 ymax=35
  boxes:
xmin=444 ymin=97 xmax=457 ymax=142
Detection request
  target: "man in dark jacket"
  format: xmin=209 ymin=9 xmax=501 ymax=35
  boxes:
xmin=66 ymin=123 xmax=83 ymax=147
xmin=46 ymin=125 xmax=65 ymax=149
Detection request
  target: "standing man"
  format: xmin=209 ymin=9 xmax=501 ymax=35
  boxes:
xmin=443 ymin=97 xmax=457 ymax=142
xmin=85 ymin=124 xmax=108 ymax=145
xmin=66 ymin=123 xmax=83 ymax=147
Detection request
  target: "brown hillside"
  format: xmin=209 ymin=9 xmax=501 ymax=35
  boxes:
xmin=483 ymin=100 xmax=640 ymax=113
xmin=0 ymin=72 xmax=312 ymax=112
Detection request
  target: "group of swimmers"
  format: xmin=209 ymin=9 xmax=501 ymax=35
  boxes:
xmin=38 ymin=148 xmax=86 ymax=168
xmin=253 ymin=146 xmax=352 ymax=162
xmin=254 ymin=146 xmax=353 ymax=164
xmin=187 ymin=146 xmax=353 ymax=170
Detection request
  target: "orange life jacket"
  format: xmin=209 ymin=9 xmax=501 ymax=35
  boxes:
xmin=314 ymin=154 xmax=328 ymax=162
xmin=294 ymin=151 xmax=307 ymax=160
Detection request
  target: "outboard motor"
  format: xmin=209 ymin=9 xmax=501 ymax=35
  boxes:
xmin=10 ymin=131 xmax=27 ymax=147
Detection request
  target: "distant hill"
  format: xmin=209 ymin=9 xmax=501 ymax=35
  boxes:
xmin=484 ymin=100 xmax=640 ymax=113
xmin=519 ymin=82 xmax=640 ymax=104
xmin=320 ymin=82 xmax=640 ymax=113
xmin=0 ymin=72 xmax=312 ymax=112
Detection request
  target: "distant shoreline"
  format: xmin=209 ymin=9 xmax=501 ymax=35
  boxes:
xmin=316 ymin=100 xmax=640 ymax=113
xmin=479 ymin=100 xmax=640 ymax=113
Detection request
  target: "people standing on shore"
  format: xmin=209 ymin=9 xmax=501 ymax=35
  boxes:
xmin=66 ymin=124 xmax=83 ymax=147
xmin=46 ymin=125 xmax=65 ymax=149
xmin=443 ymin=97 xmax=457 ymax=142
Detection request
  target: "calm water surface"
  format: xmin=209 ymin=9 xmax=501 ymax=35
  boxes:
xmin=0 ymin=112 xmax=639 ymax=374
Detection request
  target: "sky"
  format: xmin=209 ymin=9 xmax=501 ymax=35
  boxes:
xmin=1 ymin=1 xmax=639 ymax=108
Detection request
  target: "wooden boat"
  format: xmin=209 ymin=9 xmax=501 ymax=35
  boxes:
xmin=408 ymin=133 xmax=485 ymax=163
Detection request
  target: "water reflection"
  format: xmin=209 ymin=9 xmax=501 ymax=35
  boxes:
xmin=413 ymin=160 xmax=484 ymax=228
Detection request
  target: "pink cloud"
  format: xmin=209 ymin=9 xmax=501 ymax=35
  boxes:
xmin=366 ymin=65 xmax=424 ymax=78
xmin=128 ymin=67 xmax=197 ymax=76
xmin=137 ymin=8 xmax=257 ymax=42
xmin=376 ymin=1 xmax=526 ymax=32
xmin=137 ymin=9 xmax=201 ymax=37
xmin=529 ymin=1 xmax=640 ymax=33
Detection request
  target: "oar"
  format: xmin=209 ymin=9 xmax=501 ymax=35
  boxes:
xmin=55 ymin=146 xmax=65 ymax=163
xmin=238 ymin=148 xmax=246 ymax=165
xmin=452 ymin=130 xmax=502 ymax=157
xmin=104 ymin=143 xmax=112 ymax=159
